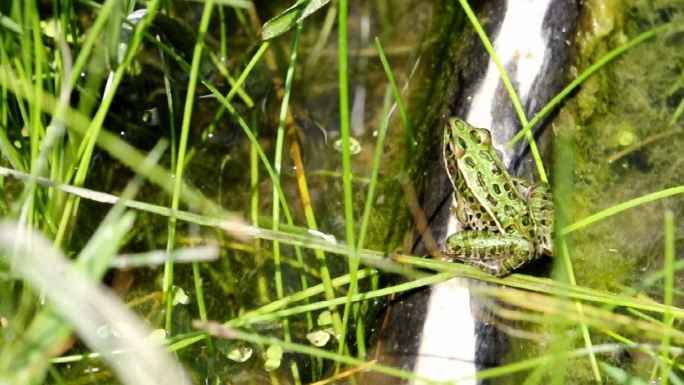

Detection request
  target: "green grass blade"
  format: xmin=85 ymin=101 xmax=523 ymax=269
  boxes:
xmin=558 ymin=239 xmax=602 ymax=383
xmin=336 ymin=0 xmax=358 ymax=361
xmin=457 ymin=0 xmax=547 ymax=182
xmin=561 ymin=185 xmax=684 ymax=235
xmin=271 ymin=19 xmax=305 ymax=385
xmin=660 ymin=211 xmax=675 ymax=385
xmin=374 ymin=37 xmax=416 ymax=152
xmin=164 ymin=0 xmax=214 ymax=331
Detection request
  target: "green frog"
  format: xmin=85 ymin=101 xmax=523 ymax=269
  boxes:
xmin=442 ymin=118 xmax=553 ymax=276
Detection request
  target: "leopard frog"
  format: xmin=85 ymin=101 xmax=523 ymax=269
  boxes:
xmin=442 ymin=118 xmax=553 ymax=276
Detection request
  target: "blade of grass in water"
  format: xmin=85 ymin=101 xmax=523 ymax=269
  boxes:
xmin=273 ymin=22 xmax=301 ymax=305
xmin=207 ymin=51 xmax=254 ymax=107
xmin=164 ymin=1 xmax=214 ymax=342
xmin=374 ymin=37 xmax=416 ymax=153
xmin=305 ymin=4 xmax=336 ymax=69
xmin=158 ymin=37 xmax=177 ymax=171
xmin=351 ymin=86 xmax=392 ymax=357
xmin=558 ymin=239 xmax=602 ymax=383
xmin=207 ymin=41 xmax=269 ymax=127
xmin=660 ymin=211 xmax=675 ymax=385
xmin=272 ymin=19 xmax=305 ymax=385
xmin=550 ymin=120 xmax=574 ymax=384
xmin=1 ymin=28 xmax=298 ymax=244
xmin=561 ymin=185 xmax=684 ymax=235
xmin=336 ymin=0 xmax=359 ymax=362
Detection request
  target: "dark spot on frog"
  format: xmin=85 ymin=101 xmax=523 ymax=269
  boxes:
xmin=464 ymin=156 xmax=476 ymax=168
xmin=477 ymin=172 xmax=486 ymax=189
xmin=521 ymin=214 xmax=530 ymax=226
xmin=457 ymin=137 xmax=468 ymax=150
xmin=479 ymin=150 xmax=493 ymax=162
xmin=450 ymin=245 xmax=464 ymax=254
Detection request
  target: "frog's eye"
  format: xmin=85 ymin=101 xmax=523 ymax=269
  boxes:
xmin=469 ymin=128 xmax=491 ymax=145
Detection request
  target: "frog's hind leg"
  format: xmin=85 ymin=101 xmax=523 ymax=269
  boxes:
xmin=444 ymin=230 xmax=533 ymax=276
xmin=526 ymin=182 xmax=554 ymax=256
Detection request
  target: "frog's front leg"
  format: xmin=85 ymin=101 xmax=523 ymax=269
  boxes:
xmin=444 ymin=230 xmax=533 ymax=276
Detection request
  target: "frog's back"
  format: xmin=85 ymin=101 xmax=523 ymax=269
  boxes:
xmin=450 ymin=119 xmax=531 ymax=236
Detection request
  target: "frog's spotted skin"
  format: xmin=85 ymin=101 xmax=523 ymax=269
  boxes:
xmin=442 ymin=118 xmax=553 ymax=276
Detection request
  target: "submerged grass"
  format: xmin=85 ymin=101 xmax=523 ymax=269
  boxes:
xmin=1 ymin=1 xmax=683 ymax=384
xmin=374 ymin=37 xmax=416 ymax=154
